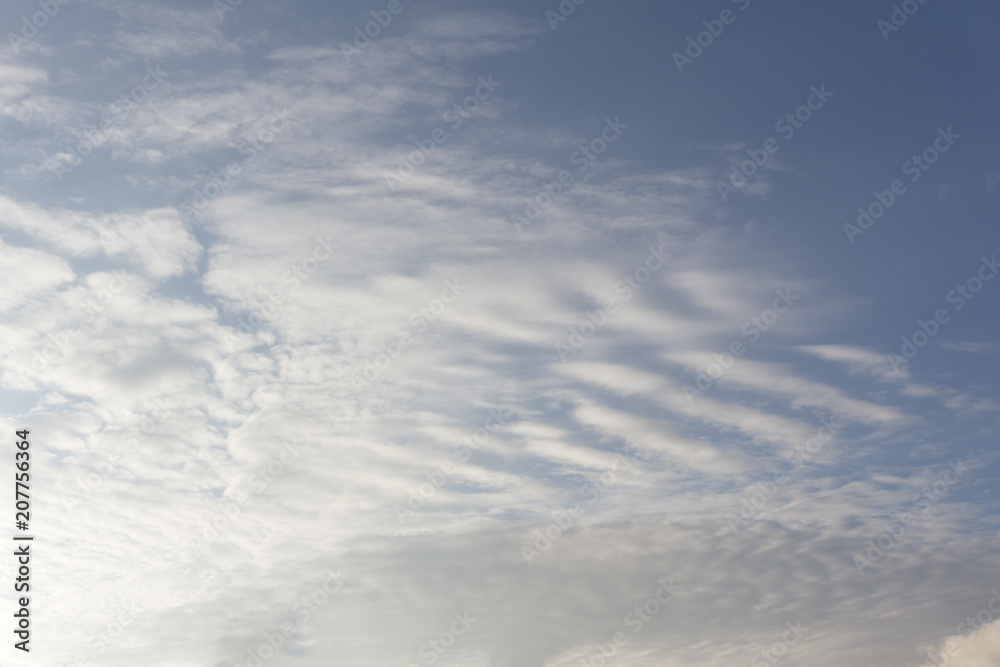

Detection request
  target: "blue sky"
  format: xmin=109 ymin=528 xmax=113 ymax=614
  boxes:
xmin=0 ymin=0 xmax=999 ymax=665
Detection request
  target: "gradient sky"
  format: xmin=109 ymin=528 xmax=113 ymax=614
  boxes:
xmin=1 ymin=0 xmax=999 ymax=666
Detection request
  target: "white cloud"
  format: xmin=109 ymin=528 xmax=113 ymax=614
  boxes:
xmin=108 ymin=3 xmax=241 ymax=58
xmin=0 ymin=197 xmax=200 ymax=279
xmin=798 ymin=343 xmax=909 ymax=382
xmin=922 ymin=618 xmax=1000 ymax=667
xmin=0 ymin=5 xmax=994 ymax=667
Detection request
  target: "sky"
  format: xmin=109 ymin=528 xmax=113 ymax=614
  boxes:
xmin=0 ymin=0 xmax=999 ymax=665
